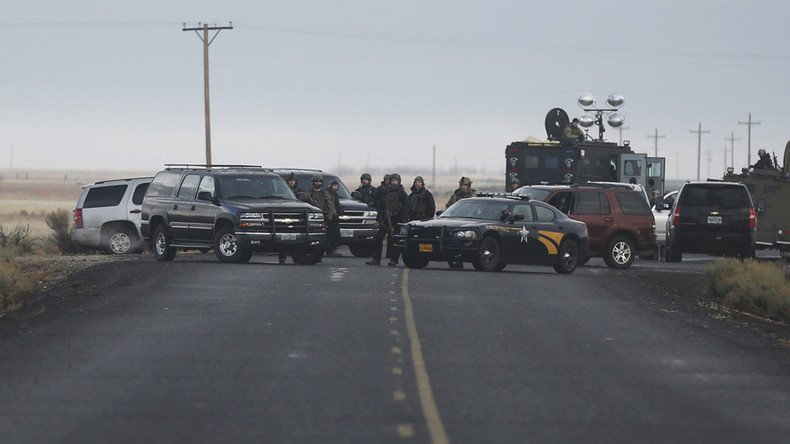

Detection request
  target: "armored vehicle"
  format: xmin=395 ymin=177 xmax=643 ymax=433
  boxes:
xmin=505 ymin=108 xmax=665 ymax=196
xmin=723 ymin=141 xmax=790 ymax=261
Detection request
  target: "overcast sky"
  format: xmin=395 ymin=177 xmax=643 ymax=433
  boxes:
xmin=1 ymin=0 xmax=788 ymax=180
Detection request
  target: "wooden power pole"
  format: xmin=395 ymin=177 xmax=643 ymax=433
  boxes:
xmin=738 ymin=113 xmax=760 ymax=167
xmin=690 ymin=122 xmax=710 ymax=181
xmin=183 ymin=22 xmax=233 ymax=167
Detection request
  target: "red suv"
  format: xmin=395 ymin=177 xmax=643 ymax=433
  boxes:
xmin=517 ymin=184 xmax=656 ymax=269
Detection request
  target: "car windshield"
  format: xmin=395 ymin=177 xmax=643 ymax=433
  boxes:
xmin=440 ymin=200 xmax=510 ymax=220
xmin=218 ymin=175 xmax=295 ymax=200
xmin=516 ymin=187 xmax=552 ymax=201
xmin=290 ymin=173 xmax=352 ymax=198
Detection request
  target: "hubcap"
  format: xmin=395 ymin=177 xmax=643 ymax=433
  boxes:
xmin=219 ymin=234 xmax=238 ymax=257
xmin=109 ymin=232 xmax=131 ymax=254
xmin=612 ymin=241 xmax=632 ymax=264
xmin=562 ymin=247 xmax=576 ymax=268
xmin=155 ymin=232 xmax=167 ymax=255
xmin=481 ymin=242 xmax=495 ymax=265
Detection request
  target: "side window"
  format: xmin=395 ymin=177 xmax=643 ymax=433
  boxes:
xmin=177 ymin=174 xmax=201 ymax=199
xmin=547 ymin=191 xmax=573 ymax=214
xmin=574 ymin=191 xmax=605 ymax=215
xmin=535 ymin=206 xmax=556 ymax=222
xmin=83 ymin=185 xmax=128 ymax=209
xmin=147 ymin=172 xmax=182 ymax=198
xmin=198 ymin=176 xmax=215 ymax=198
xmin=623 ymin=160 xmax=642 ymax=176
xmin=616 ymin=192 xmax=651 ymax=215
xmin=131 ymin=183 xmax=150 ymax=205
xmin=512 ymin=204 xmax=535 ymax=222
xmin=599 ymin=192 xmax=611 ymax=214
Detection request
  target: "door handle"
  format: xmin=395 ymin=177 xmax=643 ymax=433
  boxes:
xmin=173 ymin=204 xmax=178 ymax=210
xmin=129 ymin=209 xmax=142 ymax=214
xmin=190 ymin=205 xmax=196 ymax=211
xmin=604 ymin=217 xmax=615 ymax=222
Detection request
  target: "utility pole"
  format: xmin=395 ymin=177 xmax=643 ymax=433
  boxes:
xmin=431 ymin=145 xmax=436 ymax=189
xmin=706 ymin=150 xmax=712 ymax=179
xmin=618 ymin=126 xmax=630 ymax=145
xmin=724 ymin=132 xmax=740 ymax=169
xmin=722 ymin=145 xmax=728 ymax=171
xmin=690 ymin=122 xmax=710 ymax=180
xmin=738 ymin=113 xmax=760 ymax=167
xmin=183 ymin=22 xmax=233 ymax=167
xmin=646 ymin=128 xmax=666 ymax=157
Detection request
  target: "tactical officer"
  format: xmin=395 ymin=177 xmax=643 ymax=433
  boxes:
xmin=408 ymin=176 xmax=436 ymax=221
xmin=366 ymin=173 xmax=409 ymax=266
xmin=325 ymin=181 xmax=343 ymax=257
xmin=752 ymin=149 xmax=774 ymax=170
xmin=446 ymin=176 xmax=476 ymax=208
xmin=510 ymin=179 xmax=521 ymax=192
xmin=446 ymin=177 xmax=476 ymax=268
xmin=355 ymin=173 xmax=376 ymax=205
xmin=280 ymin=173 xmax=311 ymax=264
xmin=308 ymin=175 xmax=337 ymax=260
xmin=561 ymin=118 xmax=585 ymax=145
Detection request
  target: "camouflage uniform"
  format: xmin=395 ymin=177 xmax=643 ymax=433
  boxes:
xmin=308 ymin=178 xmax=337 ymax=222
xmin=446 ymin=177 xmax=477 ymax=209
xmin=355 ymin=173 xmax=376 ymax=206
xmin=367 ymin=173 xmax=409 ymax=265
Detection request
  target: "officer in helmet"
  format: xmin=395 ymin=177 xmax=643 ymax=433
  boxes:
xmin=355 ymin=172 xmax=376 ymax=205
xmin=366 ymin=173 xmax=409 ymax=266
xmin=751 ymin=148 xmax=774 ymax=170
xmin=445 ymin=176 xmax=476 ymax=268
xmin=307 ymin=175 xmax=337 ymax=260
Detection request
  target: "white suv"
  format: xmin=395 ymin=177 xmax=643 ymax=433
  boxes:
xmin=72 ymin=177 xmax=152 ymax=254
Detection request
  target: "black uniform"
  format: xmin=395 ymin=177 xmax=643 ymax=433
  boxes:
xmin=752 ymin=153 xmax=774 ymax=170
xmin=370 ymin=184 xmax=409 ymax=264
xmin=326 ymin=186 xmax=343 ymax=254
xmin=355 ymin=184 xmax=376 ymax=205
xmin=408 ymin=177 xmax=436 ymax=221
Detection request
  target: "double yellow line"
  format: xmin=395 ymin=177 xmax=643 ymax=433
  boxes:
xmin=401 ymin=269 xmax=450 ymax=444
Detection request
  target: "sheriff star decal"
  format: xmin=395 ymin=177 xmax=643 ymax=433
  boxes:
xmin=519 ymin=226 xmax=530 ymax=243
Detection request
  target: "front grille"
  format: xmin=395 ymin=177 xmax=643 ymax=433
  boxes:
xmin=409 ymin=226 xmax=442 ymax=240
xmin=270 ymin=211 xmax=307 ymax=233
xmin=339 ymin=210 xmax=374 ymax=229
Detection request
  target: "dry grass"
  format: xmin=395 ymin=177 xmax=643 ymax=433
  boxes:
xmin=707 ymin=258 xmax=790 ymax=322
xmin=0 ymin=260 xmax=42 ymax=311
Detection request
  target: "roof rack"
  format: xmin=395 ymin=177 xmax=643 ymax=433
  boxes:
xmin=93 ymin=176 xmax=153 ymax=185
xmin=572 ymin=182 xmax=634 ymax=190
xmin=164 ymin=164 xmax=264 ymax=170
xmin=268 ymin=168 xmax=324 ymax=173
xmin=476 ymin=192 xmax=530 ymax=200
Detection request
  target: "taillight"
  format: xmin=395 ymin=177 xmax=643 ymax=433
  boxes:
xmin=74 ymin=209 xmax=83 ymax=229
xmin=672 ymin=207 xmax=681 ymax=226
xmin=749 ymin=207 xmax=756 ymax=230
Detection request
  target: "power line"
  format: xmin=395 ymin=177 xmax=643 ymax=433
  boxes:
xmin=690 ymin=122 xmax=710 ymax=181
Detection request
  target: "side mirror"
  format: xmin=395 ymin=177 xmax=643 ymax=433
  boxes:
xmin=351 ymin=191 xmax=363 ymax=201
xmin=197 ymin=191 xmax=214 ymax=201
xmin=435 ymin=210 xmax=444 ymax=217
xmin=509 ymin=214 xmax=525 ymax=223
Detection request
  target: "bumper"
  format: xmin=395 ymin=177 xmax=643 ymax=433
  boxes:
xmin=394 ymin=233 xmax=480 ymax=261
xmin=71 ymin=228 xmax=101 ymax=248
xmin=338 ymin=227 xmax=377 ymax=245
xmin=672 ymin=229 xmax=754 ymax=254
xmin=235 ymin=231 xmax=325 ymax=251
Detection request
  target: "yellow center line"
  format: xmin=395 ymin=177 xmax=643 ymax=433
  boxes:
xmin=401 ymin=269 xmax=450 ymax=444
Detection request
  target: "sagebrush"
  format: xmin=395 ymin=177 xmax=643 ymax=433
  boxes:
xmin=708 ymin=258 xmax=790 ymax=322
xmin=45 ymin=209 xmax=76 ymax=254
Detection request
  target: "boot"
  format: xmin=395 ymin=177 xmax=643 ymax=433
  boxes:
xmin=366 ymin=259 xmax=381 ymax=266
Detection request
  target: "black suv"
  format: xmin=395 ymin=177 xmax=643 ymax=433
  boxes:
xmin=666 ymin=181 xmax=756 ymax=262
xmin=141 ymin=165 xmax=326 ymax=264
xmin=272 ymin=169 xmax=378 ymax=257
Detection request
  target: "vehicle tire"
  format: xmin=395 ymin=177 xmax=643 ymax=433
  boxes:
xmin=553 ymin=239 xmax=579 ymax=274
xmin=604 ymin=235 xmax=635 ymax=269
xmin=472 ymin=236 xmax=502 ymax=272
xmin=214 ymin=227 xmax=250 ymax=263
xmin=666 ymin=237 xmax=682 ymax=263
xmin=402 ymin=251 xmax=429 ymax=269
xmin=349 ymin=243 xmax=374 ymax=258
xmin=577 ymin=253 xmax=591 ymax=266
xmin=292 ymin=245 xmax=324 ymax=265
xmin=152 ymin=225 xmax=176 ymax=262
xmin=494 ymin=263 xmax=507 ymax=272
xmin=105 ymin=226 xmax=137 ymax=255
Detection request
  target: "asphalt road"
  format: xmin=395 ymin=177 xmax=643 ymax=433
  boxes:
xmin=0 ymin=250 xmax=788 ymax=443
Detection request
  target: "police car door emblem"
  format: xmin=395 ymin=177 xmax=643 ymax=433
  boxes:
xmin=510 ymin=157 xmax=518 ymax=167
xmin=519 ymin=226 xmax=530 ymax=243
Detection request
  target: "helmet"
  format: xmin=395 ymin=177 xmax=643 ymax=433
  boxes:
xmin=459 ymin=176 xmax=472 ymax=186
xmin=390 ymin=173 xmax=402 ymax=182
xmin=311 ymin=174 xmax=323 ymax=182
xmin=383 ymin=174 xmax=391 ymax=180
xmin=360 ymin=173 xmax=372 ymax=181
xmin=758 ymin=148 xmax=766 ymax=155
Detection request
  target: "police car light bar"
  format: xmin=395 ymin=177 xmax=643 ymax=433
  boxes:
xmin=476 ymin=192 xmax=530 ymax=200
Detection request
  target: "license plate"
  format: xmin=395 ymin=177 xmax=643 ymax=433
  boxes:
xmin=707 ymin=216 xmax=723 ymax=224
xmin=278 ymin=233 xmax=298 ymax=241
xmin=341 ymin=229 xmax=353 ymax=238
xmin=418 ymin=243 xmax=434 ymax=253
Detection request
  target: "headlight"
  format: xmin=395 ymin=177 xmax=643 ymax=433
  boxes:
xmin=453 ymin=230 xmax=478 ymax=239
xmin=363 ymin=210 xmax=378 ymax=218
xmin=240 ymin=212 xmax=263 ymax=219
xmin=308 ymin=213 xmax=324 ymax=221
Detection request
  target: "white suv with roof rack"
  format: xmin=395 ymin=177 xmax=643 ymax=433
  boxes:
xmin=72 ymin=177 xmax=152 ymax=254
